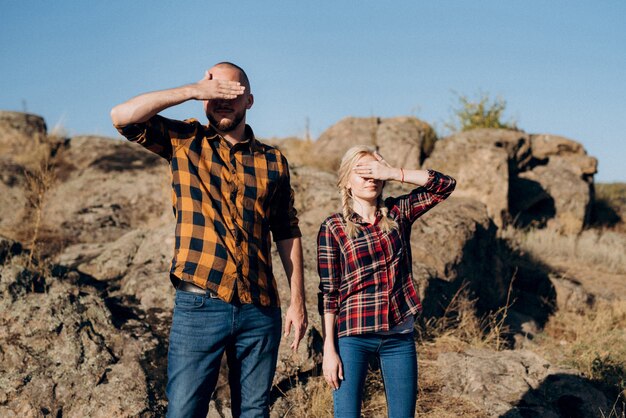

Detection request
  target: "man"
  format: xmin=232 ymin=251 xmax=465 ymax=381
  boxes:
xmin=111 ymin=62 xmax=308 ymax=418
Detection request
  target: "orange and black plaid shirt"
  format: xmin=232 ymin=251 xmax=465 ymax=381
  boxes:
xmin=116 ymin=115 xmax=301 ymax=307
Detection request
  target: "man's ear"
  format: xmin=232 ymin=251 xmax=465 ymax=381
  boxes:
xmin=246 ymin=94 xmax=254 ymax=110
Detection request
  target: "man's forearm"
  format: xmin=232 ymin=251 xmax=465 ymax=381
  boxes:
xmin=111 ymin=72 xmax=245 ymax=127
xmin=276 ymin=237 xmax=305 ymax=304
xmin=110 ymin=85 xmax=197 ymax=127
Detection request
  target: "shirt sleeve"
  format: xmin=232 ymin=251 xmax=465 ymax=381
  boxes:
xmin=114 ymin=115 xmax=198 ymax=161
xmin=392 ymin=169 xmax=457 ymax=224
xmin=317 ymin=220 xmax=341 ymax=315
xmin=269 ymin=154 xmax=302 ymax=241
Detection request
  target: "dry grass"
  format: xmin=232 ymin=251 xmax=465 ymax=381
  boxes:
xmin=279 ymin=285 xmax=511 ymax=417
xmin=596 ymin=183 xmax=626 ymax=210
xmin=594 ymin=182 xmax=626 ymax=233
xmin=23 ymin=153 xmax=56 ymax=267
xmin=535 ymin=299 xmax=626 ymax=391
xmin=271 ymin=377 xmax=333 ymax=418
xmin=419 ymin=282 xmax=513 ymax=352
xmin=501 ymin=226 xmax=626 ymax=275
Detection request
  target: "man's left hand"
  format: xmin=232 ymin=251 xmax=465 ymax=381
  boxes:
xmin=284 ymin=303 xmax=308 ymax=350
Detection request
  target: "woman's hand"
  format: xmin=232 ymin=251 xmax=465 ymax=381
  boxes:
xmin=353 ymin=151 xmax=401 ymax=181
xmin=322 ymin=349 xmax=344 ymax=390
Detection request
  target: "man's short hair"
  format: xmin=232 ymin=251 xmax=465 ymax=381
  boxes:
xmin=214 ymin=62 xmax=251 ymax=92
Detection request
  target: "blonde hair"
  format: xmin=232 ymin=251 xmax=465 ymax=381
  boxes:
xmin=337 ymin=145 xmax=398 ymax=239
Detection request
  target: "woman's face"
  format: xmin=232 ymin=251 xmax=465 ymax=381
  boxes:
xmin=347 ymin=154 xmax=383 ymax=203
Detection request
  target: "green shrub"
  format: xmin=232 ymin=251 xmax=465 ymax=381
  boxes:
xmin=447 ymin=92 xmax=517 ymax=132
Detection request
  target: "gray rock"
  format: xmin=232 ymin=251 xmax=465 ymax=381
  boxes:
xmin=0 ymin=267 xmax=150 ymax=417
xmin=312 ymin=116 xmax=436 ymax=171
xmin=437 ymin=349 xmax=610 ymax=417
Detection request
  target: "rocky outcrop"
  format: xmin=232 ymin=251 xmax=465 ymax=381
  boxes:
xmin=437 ymin=349 xmax=610 ymax=417
xmin=425 ymin=129 xmax=597 ymax=232
xmin=514 ymin=134 xmax=597 ymax=233
xmin=0 ymin=111 xmax=48 ymax=167
xmin=43 ymin=136 xmax=171 ymax=245
xmin=0 ymin=112 xmax=614 ymax=417
xmin=409 ymin=197 xmax=514 ymax=315
xmin=423 ymin=129 xmax=517 ymax=228
xmin=0 ymin=263 xmax=152 ymax=417
xmin=312 ymin=116 xmax=436 ymax=171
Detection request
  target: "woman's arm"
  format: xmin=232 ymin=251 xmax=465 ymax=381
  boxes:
xmin=352 ymin=151 xmax=430 ymax=186
xmin=322 ymin=312 xmax=343 ymax=390
xmin=353 ymin=151 xmax=456 ymax=222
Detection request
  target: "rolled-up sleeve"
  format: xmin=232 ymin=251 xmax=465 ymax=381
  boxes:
xmin=115 ymin=115 xmax=198 ymax=161
xmin=270 ymin=155 xmax=301 ymax=241
xmin=394 ymin=170 xmax=457 ymax=224
xmin=317 ymin=221 xmax=341 ymax=314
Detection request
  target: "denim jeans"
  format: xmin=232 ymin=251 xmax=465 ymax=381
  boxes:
xmin=334 ymin=333 xmax=417 ymax=418
xmin=166 ymin=289 xmax=282 ymax=418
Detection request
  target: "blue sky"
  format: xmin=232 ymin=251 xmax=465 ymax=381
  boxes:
xmin=2 ymin=1 xmax=625 ymax=182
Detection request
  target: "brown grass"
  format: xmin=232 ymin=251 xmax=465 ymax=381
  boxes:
xmin=419 ymin=282 xmax=513 ymax=352
xmin=535 ymin=299 xmax=626 ymax=392
xmin=277 ymin=285 xmax=511 ymax=417
xmin=501 ymin=226 xmax=626 ymax=275
xmin=22 ymin=152 xmax=56 ymax=268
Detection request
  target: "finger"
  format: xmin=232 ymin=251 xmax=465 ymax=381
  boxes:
xmin=338 ymin=362 xmax=344 ymax=380
xmin=283 ymin=318 xmax=292 ymax=338
xmin=217 ymin=80 xmax=242 ymax=88
xmin=373 ymin=151 xmax=384 ymax=161
xmin=331 ymin=373 xmax=340 ymax=390
xmin=291 ymin=326 xmax=303 ymax=350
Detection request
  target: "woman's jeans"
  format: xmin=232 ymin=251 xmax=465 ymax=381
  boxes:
xmin=166 ymin=289 xmax=282 ymax=418
xmin=334 ymin=333 xmax=418 ymax=418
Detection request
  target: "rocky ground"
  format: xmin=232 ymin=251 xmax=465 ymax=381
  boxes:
xmin=0 ymin=110 xmax=623 ymax=417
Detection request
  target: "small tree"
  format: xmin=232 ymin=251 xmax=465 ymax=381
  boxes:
xmin=447 ymin=92 xmax=517 ymax=132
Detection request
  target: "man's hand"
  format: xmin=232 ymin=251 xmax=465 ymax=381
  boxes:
xmin=284 ymin=302 xmax=308 ymax=350
xmin=192 ymin=71 xmax=246 ymax=100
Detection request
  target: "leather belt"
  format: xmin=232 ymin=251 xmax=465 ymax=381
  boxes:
xmin=176 ymin=280 xmax=219 ymax=298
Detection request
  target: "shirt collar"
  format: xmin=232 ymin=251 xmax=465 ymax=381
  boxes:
xmin=348 ymin=210 xmax=381 ymax=225
xmin=203 ymin=123 xmax=261 ymax=153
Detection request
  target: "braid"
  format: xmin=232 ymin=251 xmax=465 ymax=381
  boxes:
xmin=342 ymin=188 xmax=360 ymax=239
xmin=376 ymin=195 xmax=398 ymax=234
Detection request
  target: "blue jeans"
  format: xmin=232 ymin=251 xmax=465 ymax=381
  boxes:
xmin=166 ymin=289 xmax=282 ymax=418
xmin=334 ymin=333 xmax=417 ymax=418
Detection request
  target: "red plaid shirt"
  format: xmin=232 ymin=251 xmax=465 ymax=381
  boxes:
xmin=317 ymin=170 xmax=456 ymax=338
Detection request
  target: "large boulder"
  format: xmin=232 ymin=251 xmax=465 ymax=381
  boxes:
xmin=423 ymin=129 xmax=521 ymax=227
xmin=375 ymin=117 xmax=437 ymax=170
xmin=437 ymin=349 xmax=610 ymax=417
xmin=0 ymin=264 xmax=151 ymax=417
xmin=511 ymin=134 xmax=597 ymax=233
xmin=312 ymin=116 xmax=436 ymax=171
xmin=43 ymin=136 xmax=171 ymax=245
xmin=0 ymin=111 xmax=49 ymax=169
xmin=410 ymin=197 xmax=513 ymax=315
xmin=425 ymin=129 xmax=597 ymax=232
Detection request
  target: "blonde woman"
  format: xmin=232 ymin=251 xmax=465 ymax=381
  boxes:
xmin=317 ymin=145 xmax=456 ymax=417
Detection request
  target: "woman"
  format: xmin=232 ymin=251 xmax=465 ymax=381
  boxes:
xmin=317 ymin=145 xmax=456 ymax=418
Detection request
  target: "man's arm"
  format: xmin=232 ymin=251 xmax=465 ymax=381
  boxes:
xmin=110 ymin=71 xmax=245 ymax=127
xmin=276 ymin=237 xmax=308 ymax=350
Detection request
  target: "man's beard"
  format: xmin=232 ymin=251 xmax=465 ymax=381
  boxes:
xmin=207 ymin=110 xmax=246 ymax=132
